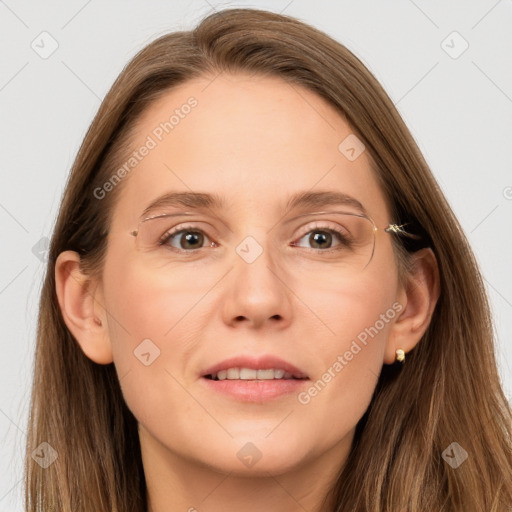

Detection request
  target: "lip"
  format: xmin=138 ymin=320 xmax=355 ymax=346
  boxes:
xmin=200 ymin=354 xmax=310 ymax=403
xmin=201 ymin=354 xmax=309 ymax=379
xmin=200 ymin=377 xmax=309 ymax=402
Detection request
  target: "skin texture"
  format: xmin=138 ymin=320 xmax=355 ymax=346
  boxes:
xmin=55 ymin=73 xmax=439 ymax=511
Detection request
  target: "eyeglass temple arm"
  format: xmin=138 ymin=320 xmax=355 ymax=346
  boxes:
xmin=384 ymin=223 xmax=422 ymax=240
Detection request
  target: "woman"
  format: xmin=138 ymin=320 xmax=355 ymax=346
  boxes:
xmin=25 ymin=7 xmax=512 ymax=511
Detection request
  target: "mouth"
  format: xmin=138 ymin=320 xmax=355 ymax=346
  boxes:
xmin=201 ymin=354 xmax=309 ymax=381
xmin=200 ymin=355 xmax=309 ymax=402
xmin=203 ymin=367 xmax=308 ymax=381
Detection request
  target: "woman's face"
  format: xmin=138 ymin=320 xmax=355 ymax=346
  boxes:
xmin=99 ymin=73 xmax=404 ymax=475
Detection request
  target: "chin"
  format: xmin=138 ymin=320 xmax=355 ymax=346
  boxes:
xmin=201 ymin=450 xmax=306 ymax=477
xmin=190 ymin=433 xmax=310 ymax=476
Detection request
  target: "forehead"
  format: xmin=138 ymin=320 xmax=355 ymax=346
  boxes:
xmin=110 ymin=73 xmax=390 ymax=228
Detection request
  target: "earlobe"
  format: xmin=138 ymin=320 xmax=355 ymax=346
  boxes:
xmin=384 ymin=248 xmax=440 ymax=364
xmin=55 ymin=250 xmax=113 ymax=364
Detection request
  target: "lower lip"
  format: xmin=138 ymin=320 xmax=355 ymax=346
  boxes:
xmin=200 ymin=377 xmax=309 ymax=402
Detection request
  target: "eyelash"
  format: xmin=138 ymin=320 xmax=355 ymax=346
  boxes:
xmin=159 ymin=222 xmax=351 ymax=254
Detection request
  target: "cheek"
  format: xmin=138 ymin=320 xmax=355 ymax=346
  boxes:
xmin=102 ymin=252 xmax=218 ymax=348
xmin=99 ymin=256 xmax=209 ymax=433
xmin=302 ymin=258 xmax=399 ymax=354
xmin=294 ymin=263 xmax=400 ymax=423
xmin=98 ymin=251 xmax=180 ymax=382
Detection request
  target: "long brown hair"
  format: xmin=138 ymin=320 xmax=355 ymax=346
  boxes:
xmin=25 ymin=8 xmax=512 ymax=511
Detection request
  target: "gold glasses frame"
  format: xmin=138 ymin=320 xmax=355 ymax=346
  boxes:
xmin=129 ymin=211 xmax=421 ymax=269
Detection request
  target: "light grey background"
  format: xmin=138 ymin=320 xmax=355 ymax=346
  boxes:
xmin=1 ymin=1 xmax=511 ymax=509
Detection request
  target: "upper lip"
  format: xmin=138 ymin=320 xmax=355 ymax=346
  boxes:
xmin=201 ymin=355 xmax=309 ymax=379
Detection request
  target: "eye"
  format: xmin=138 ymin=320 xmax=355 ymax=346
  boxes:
xmin=292 ymin=223 xmax=351 ymax=252
xmin=160 ymin=226 xmax=215 ymax=251
xmin=155 ymin=222 xmax=353 ymax=253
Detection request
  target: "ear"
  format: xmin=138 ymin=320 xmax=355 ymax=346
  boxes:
xmin=384 ymin=248 xmax=440 ymax=364
xmin=54 ymin=250 xmax=113 ymax=364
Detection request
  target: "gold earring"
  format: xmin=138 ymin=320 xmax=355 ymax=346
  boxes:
xmin=395 ymin=349 xmax=405 ymax=363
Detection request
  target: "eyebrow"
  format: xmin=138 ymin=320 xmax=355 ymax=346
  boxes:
xmin=140 ymin=191 xmax=227 ymax=219
xmin=285 ymin=190 xmax=367 ymax=216
xmin=139 ymin=190 xmax=367 ymax=220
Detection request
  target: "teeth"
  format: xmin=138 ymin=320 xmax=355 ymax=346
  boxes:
xmin=240 ymin=368 xmax=257 ymax=379
xmin=257 ymin=369 xmax=274 ymax=379
xmin=227 ymin=368 xmax=239 ymax=379
xmin=211 ymin=367 xmax=298 ymax=381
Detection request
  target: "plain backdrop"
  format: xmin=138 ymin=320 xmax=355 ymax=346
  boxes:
xmin=1 ymin=1 xmax=511 ymax=509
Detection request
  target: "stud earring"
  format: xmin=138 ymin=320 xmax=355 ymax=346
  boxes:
xmin=395 ymin=349 xmax=405 ymax=363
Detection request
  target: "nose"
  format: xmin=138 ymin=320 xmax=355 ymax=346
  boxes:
xmin=221 ymin=237 xmax=294 ymax=330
